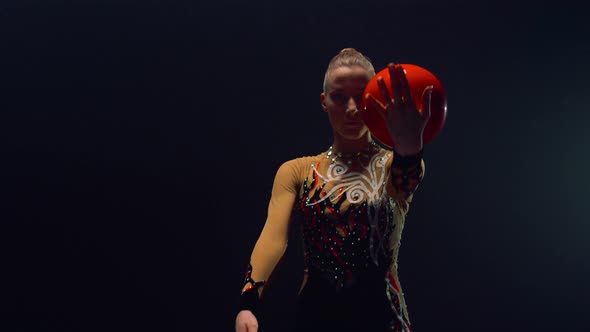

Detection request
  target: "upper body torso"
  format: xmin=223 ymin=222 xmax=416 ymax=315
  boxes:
xmin=247 ymin=144 xmax=424 ymax=329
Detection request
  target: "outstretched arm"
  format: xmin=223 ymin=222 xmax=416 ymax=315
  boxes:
xmin=366 ymin=63 xmax=431 ymax=203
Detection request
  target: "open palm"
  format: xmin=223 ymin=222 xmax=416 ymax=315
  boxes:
xmin=365 ymin=63 xmax=432 ymax=155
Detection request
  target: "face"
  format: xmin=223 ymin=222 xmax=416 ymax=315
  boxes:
xmin=321 ymin=65 xmax=372 ymax=141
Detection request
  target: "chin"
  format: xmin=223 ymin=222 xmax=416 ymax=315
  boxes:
xmin=340 ymin=128 xmax=369 ymax=140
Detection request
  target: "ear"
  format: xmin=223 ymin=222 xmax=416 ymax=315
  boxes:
xmin=320 ymin=92 xmax=328 ymax=112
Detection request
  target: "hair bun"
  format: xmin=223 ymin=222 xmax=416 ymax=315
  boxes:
xmin=340 ymin=47 xmax=357 ymax=53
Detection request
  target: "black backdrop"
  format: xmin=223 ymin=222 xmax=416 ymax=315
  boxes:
xmin=1 ymin=0 xmax=589 ymax=331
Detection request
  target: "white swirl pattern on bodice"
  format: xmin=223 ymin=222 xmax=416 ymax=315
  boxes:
xmin=306 ymin=150 xmax=395 ymax=265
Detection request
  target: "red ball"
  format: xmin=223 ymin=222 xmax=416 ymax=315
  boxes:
xmin=361 ymin=64 xmax=447 ymax=149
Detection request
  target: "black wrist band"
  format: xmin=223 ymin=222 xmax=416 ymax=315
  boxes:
xmin=239 ymin=263 xmax=265 ymax=316
xmin=392 ymin=149 xmax=423 ymax=168
xmin=239 ymin=287 xmax=260 ymax=315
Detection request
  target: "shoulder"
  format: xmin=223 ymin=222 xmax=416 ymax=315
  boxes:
xmin=382 ymin=150 xmax=395 ymax=167
xmin=281 ymin=153 xmax=323 ymax=171
xmin=274 ymin=152 xmax=324 ymax=185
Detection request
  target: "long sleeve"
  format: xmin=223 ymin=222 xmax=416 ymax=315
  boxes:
xmin=242 ymin=160 xmax=300 ymax=297
xmin=387 ymin=266 xmax=412 ymax=330
xmin=386 ymin=149 xmax=426 ymax=206
xmin=383 ymin=150 xmax=425 ymax=331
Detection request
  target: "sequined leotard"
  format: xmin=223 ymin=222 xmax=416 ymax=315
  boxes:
xmin=242 ymin=145 xmax=424 ymax=332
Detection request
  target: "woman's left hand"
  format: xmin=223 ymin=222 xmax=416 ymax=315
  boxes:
xmin=365 ymin=63 xmax=433 ymax=156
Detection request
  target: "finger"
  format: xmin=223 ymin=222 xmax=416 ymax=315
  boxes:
xmin=377 ymin=76 xmax=393 ymax=108
xmin=388 ymin=63 xmax=403 ymax=105
xmin=421 ymin=85 xmax=433 ymax=121
xmin=366 ymin=92 xmax=386 ymax=110
xmin=366 ymin=93 xmax=388 ymax=121
xmin=397 ymin=65 xmax=414 ymax=106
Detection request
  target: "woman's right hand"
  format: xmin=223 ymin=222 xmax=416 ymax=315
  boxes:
xmin=235 ymin=310 xmax=258 ymax=332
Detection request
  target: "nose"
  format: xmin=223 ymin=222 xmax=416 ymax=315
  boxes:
xmin=346 ymin=97 xmax=359 ymax=114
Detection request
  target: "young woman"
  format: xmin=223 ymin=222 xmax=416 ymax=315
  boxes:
xmin=235 ymin=48 xmax=433 ymax=332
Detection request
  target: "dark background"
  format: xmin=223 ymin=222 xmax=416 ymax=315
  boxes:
xmin=1 ymin=0 xmax=589 ymax=331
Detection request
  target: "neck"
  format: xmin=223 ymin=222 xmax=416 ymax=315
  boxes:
xmin=331 ymin=132 xmax=374 ymax=153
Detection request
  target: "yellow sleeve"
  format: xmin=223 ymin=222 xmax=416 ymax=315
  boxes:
xmin=244 ymin=159 xmax=300 ymax=296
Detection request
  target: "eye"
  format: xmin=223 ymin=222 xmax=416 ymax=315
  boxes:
xmin=331 ymin=93 xmax=348 ymax=104
xmin=354 ymin=94 xmax=363 ymax=106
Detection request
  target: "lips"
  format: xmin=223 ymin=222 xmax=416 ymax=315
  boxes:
xmin=345 ymin=121 xmax=363 ymax=126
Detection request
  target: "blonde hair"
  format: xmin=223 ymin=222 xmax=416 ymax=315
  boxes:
xmin=322 ymin=48 xmax=376 ymax=93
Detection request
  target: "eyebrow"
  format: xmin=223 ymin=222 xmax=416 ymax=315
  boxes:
xmin=330 ymin=86 xmax=365 ymax=91
xmin=330 ymin=89 xmax=365 ymax=94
